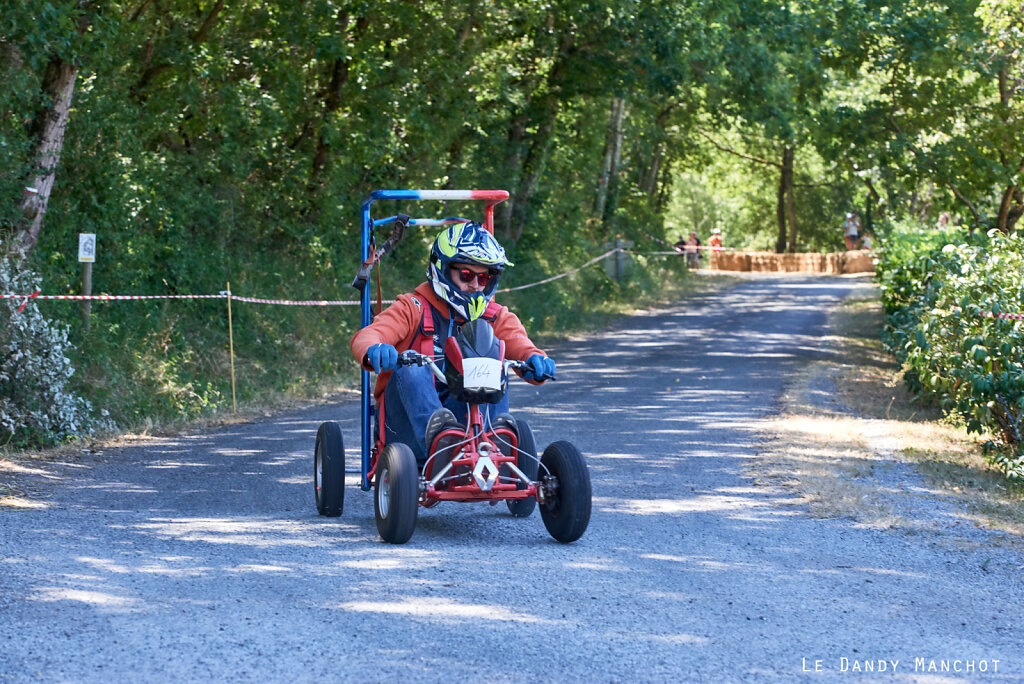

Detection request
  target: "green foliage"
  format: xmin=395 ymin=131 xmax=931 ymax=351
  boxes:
xmin=2 ymin=0 xmax=1022 ymax=450
xmin=0 ymin=256 xmax=109 ymax=447
xmin=879 ymin=226 xmax=1024 ymax=480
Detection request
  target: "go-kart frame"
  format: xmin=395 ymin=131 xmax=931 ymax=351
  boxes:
xmin=356 ymin=189 xmax=510 ymax=490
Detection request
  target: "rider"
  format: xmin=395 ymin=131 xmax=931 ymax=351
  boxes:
xmin=350 ymin=221 xmax=555 ymax=465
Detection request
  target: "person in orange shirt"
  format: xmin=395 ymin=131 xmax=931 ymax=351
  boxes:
xmin=709 ymin=228 xmax=723 ymax=251
xmin=350 ymin=222 xmax=554 ymax=464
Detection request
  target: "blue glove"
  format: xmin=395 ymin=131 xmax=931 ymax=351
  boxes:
xmin=365 ymin=343 xmax=398 ymax=373
xmin=523 ymin=354 xmax=556 ymax=381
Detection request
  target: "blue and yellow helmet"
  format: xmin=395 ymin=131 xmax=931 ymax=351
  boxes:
xmin=427 ymin=222 xmax=512 ymax=321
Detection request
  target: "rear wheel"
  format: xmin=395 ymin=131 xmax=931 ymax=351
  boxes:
xmin=506 ymin=418 xmax=538 ymax=518
xmin=374 ymin=443 xmax=419 ymax=544
xmin=539 ymin=441 xmax=591 ymax=543
xmin=314 ymin=422 xmax=344 ymax=517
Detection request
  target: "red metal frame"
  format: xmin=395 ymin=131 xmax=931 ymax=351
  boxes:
xmin=373 ymin=386 xmax=538 ymax=507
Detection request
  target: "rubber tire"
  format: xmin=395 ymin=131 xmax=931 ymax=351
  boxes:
xmin=506 ymin=418 xmax=539 ymax=518
xmin=314 ymin=421 xmax=345 ymax=517
xmin=374 ymin=442 xmax=419 ymax=544
xmin=539 ymin=441 xmax=591 ymax=543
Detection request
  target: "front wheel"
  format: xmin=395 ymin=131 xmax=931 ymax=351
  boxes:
xmin=374 ymin=443 xmax=419 ymax=544
xmin=506 ymin=418 xmax=539 ymax=518
xmin=539 ymin=441 xmax=591 ymax=543
xmin=314 ymin=422 xmax=345 ymax=517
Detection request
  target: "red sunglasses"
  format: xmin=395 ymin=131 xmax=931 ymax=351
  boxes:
xmin=454 ymin=267 xmax=494 ymax=286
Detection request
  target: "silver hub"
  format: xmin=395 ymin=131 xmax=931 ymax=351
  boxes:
xmin=377 ymin=466 xmax=390 ymax=517
xmin=315 ymin=444 xmax=323 ymax=503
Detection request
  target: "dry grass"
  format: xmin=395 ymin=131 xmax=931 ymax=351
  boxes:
xmin=754 ymin=288 xmax=1024 ymax=538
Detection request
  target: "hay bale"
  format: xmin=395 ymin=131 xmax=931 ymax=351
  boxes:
xmin=781 ymin=253 xmax=803 ymax=272
xmin=710 ymin=251 xmax=750 ymax=271
xmin=711 ymin=250 xmax=871 ymax=274
xmin=748 ymin=252 xmax=772 ymax=272
xmin=824 ymin=253 xmax=843 ymax=274
xmin=843 ymin=250 xmax=875 ymax=274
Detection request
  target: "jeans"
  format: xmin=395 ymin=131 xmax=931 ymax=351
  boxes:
xmin=381 ymin=364 xmax=510 ymax=464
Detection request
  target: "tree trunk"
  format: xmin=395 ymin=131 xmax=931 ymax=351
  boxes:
xmin=501 ymin=33 xmax=575 ymax=241
xmin=655 ymin=157 xmax=673 ymax=211
xmin=441 ymin=137 xmax=464 ymax=190
xmin=497 ymin=114 xmax=527 ymax=238
xmin=192 ymin=0 xmax=225 ymax=44
xmin=594 ymin=97 xmax=626 ymax=222
xmin=775 ymin=156 xmax=787 ymax=253
xmin=509 ymin=96 xmax=559 ymax=241
xmin=311 ymin=13 xmax=366 ymax=180
xmin=639 ymin=104 xmax=677 ymax=205
xmin=15 ymin=57 xmax=79 ymax=255
xmin=782 ymin=146 xmax=798 ymax=253
xmin=863 ymin=177 xmax=885 ymax=222
xmin=640 ymin=151 xmax=661 ymax=199
xmin=996 ymin=157 xmax=1024 ymax=234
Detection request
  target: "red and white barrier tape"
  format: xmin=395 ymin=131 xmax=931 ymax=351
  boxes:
xmin=1 ymin=245 xmax=705 ymax=307
xmin=228 ymin=295 xmax=367 ymax=306
xmin=629 ymin=247 xmax=730 ymax=255
xmin=641 ymin=232 xmax=731 ymax=252
xmin=9 ymin=267 xmax=1019 ymax=320
xmin=643 ymin=232 xmax=677 ymax=249
xmin=1 ymin=292 xmax=364 ymax=306
xmin=2 ymin=293 xmax=228 ymax=301
xmin=981 ymin=312 xmax=1024 ymax=321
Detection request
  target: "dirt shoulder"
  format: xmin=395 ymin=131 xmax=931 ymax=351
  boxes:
xmin=752 ymin=283 xmax=1024 ymax=543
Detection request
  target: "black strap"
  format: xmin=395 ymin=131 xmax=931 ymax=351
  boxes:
xmin=351 ymin=213 xmax=410 ymax=292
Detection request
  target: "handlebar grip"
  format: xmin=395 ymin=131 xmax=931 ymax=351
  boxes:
xmin=397 ymin=350 xmax=423 ymax=366
xmin=506 ymin=360 xmax=556 ymax=381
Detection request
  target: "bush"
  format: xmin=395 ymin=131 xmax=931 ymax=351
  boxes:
xmin=880 ymin=227 xmax=1024 ymax=479
xmin=0 ymin=257 xmax=109 ymax=448
xmin=875 ymin=222 xmax=969 ymax=391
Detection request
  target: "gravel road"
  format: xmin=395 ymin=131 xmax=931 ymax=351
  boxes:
xmin=2 ymin=275 xmax=1021 ymax=682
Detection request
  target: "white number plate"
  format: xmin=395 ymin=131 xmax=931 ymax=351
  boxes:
xmin=461 ymin=358 xmax=503 ymax=391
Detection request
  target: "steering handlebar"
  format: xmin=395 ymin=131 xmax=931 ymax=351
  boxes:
xmin=396 ymin=350 xmax=555 ymax=382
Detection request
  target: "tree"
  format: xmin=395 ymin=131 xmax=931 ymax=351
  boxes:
xmin=978 ymin=0 xmax=1024 ymax=231
xmin=811 ymin=0 xmax=1020 ymax=230
xmin=3 ymin=2 xmax=100 ymax=256
xmin=688 ymin=0 xmax=832 ymax=252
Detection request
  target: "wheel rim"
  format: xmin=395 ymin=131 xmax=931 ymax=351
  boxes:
xmin=378 ymin=466 xmax=390 ymax=517
xmin=315 ymin=441 xmax=323 ymax=506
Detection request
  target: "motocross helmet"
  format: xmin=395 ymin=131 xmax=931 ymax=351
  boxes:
xmin=427 ymin=222 xmax=513 ymax=321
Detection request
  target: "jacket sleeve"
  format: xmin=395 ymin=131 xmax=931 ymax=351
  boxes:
xmin=491 ymin=307 xmax=542 ymax=361
xmin=493 ymin=307 xmax=549 ymax=385
xmin=350 ymin=295 xmax=420 ymax=371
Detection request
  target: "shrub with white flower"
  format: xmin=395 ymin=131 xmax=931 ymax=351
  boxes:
xmin=1 ymin=256 xmax=106 ymax=447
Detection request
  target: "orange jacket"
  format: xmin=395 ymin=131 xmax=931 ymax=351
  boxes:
xmin=350 ymin=282 xmax=547 ymax=403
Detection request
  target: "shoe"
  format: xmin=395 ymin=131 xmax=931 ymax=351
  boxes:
xmin=425 ymin=408 xmax=465 ymax=484
xmin=424 ymin=408 xmax=459 ymax=454
xmin=490 ymin=412 xmax=519 ymax=441
xmin=429 ymin=431 xmax=467 ymax=482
